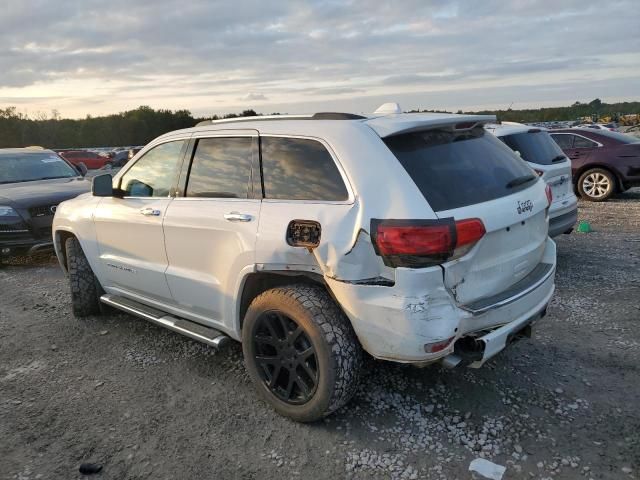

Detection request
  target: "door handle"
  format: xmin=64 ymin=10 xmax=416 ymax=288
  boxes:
xmin=224 ymin=212 xmax=252 ymax=222
xmin=140 ymin=207 xmax=161 ymax=216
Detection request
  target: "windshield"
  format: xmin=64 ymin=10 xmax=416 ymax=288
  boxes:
xmin=384 ymin=127 xmax=536 ymax=212
xmin=0 ymin=152 xmax=78 ymax=184
xmin=501 ymin=130 xmax=566 ymax=165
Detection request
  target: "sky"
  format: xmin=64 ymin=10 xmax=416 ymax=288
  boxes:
xmin=1 ymin=0 xmax=639 ymax=118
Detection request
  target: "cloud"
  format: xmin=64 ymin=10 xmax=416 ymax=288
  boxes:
xmin=242 ymin=92 xmax=268 ymax=101
xmin=0 ymin=0 xmax=637 ymax=117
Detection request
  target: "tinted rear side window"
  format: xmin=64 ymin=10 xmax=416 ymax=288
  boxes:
xmin=573 ymin=136 xmax=597 ymax=148
xmin=186 ymin=137 xmax=254 ymax=198
xmin=384 ymin=128 xmax=535 ymax=212
xmin=261 ymin=137 xmax=348 ymax=201
xmin=551 ymin=134 xmax=573 ymax=150
xmin=501 ymin=131 xmax=566 ymax=165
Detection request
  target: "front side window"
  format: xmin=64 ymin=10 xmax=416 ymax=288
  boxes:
xmin=551 ymin=134 xmax=573 ymax=150
xmin=261 ymin=137 xmax=348 ymax=201
xmin=119 ymin=140 xmax=185 ymax=197
xmin=186 ymin=137 xmax=254 ymax=198
xmin=573 ymin=135 xmax=598 ymax=148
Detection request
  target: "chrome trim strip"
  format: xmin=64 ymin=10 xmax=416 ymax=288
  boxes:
xmin=460 ymin=263 xmax=555 ymax=315
xmin=100 ymin=294 xmax=229 ymax=348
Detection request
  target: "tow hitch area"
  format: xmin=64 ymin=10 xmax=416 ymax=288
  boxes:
xmin=442 ymin=307 xmax=547 ymax=369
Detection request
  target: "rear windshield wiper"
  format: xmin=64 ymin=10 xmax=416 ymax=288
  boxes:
xmin=550 ymin=155 xmax=567 ymax=163
xmin=506 ymin=174 xmax=536 ymax=189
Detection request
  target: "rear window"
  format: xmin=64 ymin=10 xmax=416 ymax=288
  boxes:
xmin=384 ymin=127 xmax=536 ymax=212
xmin=261 ymin=137 xmax=348 ymax=201
xmin=501 ymin=131 xmax=566 ymax=165
xmin=591 ymin=130 xmax=639 ymax=144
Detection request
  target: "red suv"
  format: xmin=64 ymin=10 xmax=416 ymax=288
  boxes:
xmin=550 ymin=129 xmax=640 ymax=201
xmin=60 ymin=150 xmax=111 ymax=170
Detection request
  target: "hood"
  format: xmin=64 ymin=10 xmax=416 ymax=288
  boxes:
xmin=0 ymin=177 xmax=91 ymax=209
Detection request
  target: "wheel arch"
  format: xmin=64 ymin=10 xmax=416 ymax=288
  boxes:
xmin=53 ymin=228 xmax=77 ymax=274
xmin=235 ymin=270 xmax=329 ymax=336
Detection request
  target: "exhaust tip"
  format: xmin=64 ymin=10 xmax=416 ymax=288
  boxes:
xmin=441 ymin=354 xmax=462 ymax=369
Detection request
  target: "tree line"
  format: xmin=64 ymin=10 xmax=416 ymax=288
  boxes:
xmin=0 ymin=99 xmax=637 ymax=149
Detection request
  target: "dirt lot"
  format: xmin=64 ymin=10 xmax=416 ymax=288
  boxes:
xmin=1 ymin=191 xmax=639 ymax=480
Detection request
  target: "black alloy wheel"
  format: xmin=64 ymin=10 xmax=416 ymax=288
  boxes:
xmin=252 ymin=311 xmax=319 ymax=404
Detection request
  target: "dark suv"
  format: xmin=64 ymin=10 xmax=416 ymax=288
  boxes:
xmin=550 ymin=129 xmax=640 ymax=201
xmin=0 ymin=148 xmax=90 ymax=258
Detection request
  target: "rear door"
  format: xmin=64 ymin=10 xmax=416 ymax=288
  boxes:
xmin=162 ymin=131 xmax=261 ymax=328
xmin=384 ymin=127 xmax=549 ymax=305
xmin=94 ymin=138 xmax=188 ymax=303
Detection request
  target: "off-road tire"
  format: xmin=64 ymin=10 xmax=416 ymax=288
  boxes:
xmin=577 ymin=168 xmax=615 ymax=202
xmin=65 ymin=237 xmax=102 ymax=317
xmin=242 ymin=284 xmax=363 ymax=422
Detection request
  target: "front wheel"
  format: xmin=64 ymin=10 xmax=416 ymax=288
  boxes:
xmin=65 ymin=237 xmax=103 ymax=317
xmin=242 ymin=284 xmax=363 ymax=422
xmin=577 ymin=168 xmax=615 ymax=201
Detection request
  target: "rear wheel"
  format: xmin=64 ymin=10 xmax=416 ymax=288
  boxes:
xmin=577 ymin=168 xmax=615 ymax=201
xmin=242 ymin=284 xmax=362 ymax=422
xmin=65 ymin=237 xmax=102 ymax=317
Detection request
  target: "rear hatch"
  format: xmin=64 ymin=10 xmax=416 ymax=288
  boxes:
xmin=382 ymin=125 xmax=549 ymax=306
xmin=500 ymin=129 xmax=572 ymax=208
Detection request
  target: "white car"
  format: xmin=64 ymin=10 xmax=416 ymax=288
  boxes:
xmin=486 ymin=122 xmax=578 ymax=237
xmin=53 ymin=105 xmax=556 ymax=422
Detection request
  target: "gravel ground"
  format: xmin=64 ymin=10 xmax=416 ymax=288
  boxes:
xmin=1 ymin=190 xmax=639 ymax=480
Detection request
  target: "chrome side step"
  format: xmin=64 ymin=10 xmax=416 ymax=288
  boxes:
xmin=100 ymin=294 xmax=229 ymax=349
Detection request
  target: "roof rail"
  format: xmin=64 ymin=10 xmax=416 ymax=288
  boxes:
xmin=196 ymin=115 xmax=312 ymax=127
xmin=195 ymin=112 xmax=366 ymax=127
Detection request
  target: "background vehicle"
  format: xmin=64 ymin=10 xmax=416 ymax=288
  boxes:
xmin=128 ymin=147 xmax=142 ymax=160
xmin=60 ymin=150 xmax=112 ymax=170
xmin=550 ymin=128 xmax=640 ymax=201
xmin=0 ymin=148 xmax=90 ymax=258
xmin=575 ymin=123 xmax=618 ymax=132
xmin=486 ymin=123 xmax=578 ymax=236
xmin=53 ymin=108 xmax=555 ymax=421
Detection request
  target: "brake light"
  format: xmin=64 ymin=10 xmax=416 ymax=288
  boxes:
xmin=371 ymin=218 xmax=485 ymax=268
xmin=545 ymin=185 xmax=553 ymax=206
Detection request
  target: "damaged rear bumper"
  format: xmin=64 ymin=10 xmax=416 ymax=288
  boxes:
xmin=326 ymin=238 xmax=556 ymax=365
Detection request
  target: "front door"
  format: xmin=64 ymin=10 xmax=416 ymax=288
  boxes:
xmin=94 ymin=139 xmax=188 ymax=303
xmin=163 ymin=133 xmax=260 ymax=330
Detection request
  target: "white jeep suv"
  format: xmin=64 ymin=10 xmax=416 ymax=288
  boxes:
xmin=485 ymin=122 xmax=578 ymax=237
xmin=53 ymin=107 xmax=556 ymax=422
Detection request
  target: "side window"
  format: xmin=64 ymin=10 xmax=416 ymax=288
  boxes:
xmin=186 ymin=137 xmax=254 ymax=198
xmin=119 ymin=140 xmax=185 ymax=197
xmin=261 ymin=137 xmax=348 ymax=201
xmin=573 ymin=135 xmax=598 ymax=148
xmin=551 ymin=134 xmax=573 ymax=150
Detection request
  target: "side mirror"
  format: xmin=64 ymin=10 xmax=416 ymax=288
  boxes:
xmin=92 ymin=173 xmax=115 ymax=197
xmin=76 ymin=162 xmax=88 ymax=177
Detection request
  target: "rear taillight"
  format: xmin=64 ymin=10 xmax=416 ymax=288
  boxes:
xmin=545 ymin=185 xmax=553 ymax=206
xmin=371 ymin=218 xmax=485 ymax=268
xmin=534 ymin=169 xmax=544 ymax=177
